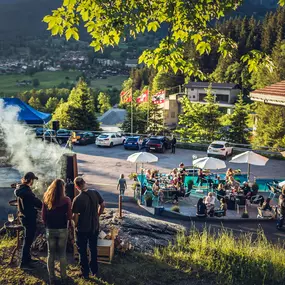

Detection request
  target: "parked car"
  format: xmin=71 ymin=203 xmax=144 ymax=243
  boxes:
xmin=146 ymin=136 xmax=171 ymax=153
xmin=124 ymin=136 xmax=144 ymax=150
xmin=56 ymin=129 xmax=73 ymax=145
xmin=96 ymin=133 xmax=126 ymax=147
xmin=207 ymin=141 xmax=233 ymax=158
xmin=75 ymin=132 xmax=96 ymax=145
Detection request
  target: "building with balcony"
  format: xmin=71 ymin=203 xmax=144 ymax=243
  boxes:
xmin=185 ymin=82 xmax=240 ymax=113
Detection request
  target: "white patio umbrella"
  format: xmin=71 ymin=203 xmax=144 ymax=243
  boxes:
xmin=193 ymin=157 xmax=226 ymax=170
xmin=127 ymin=152 xmax=158 ymax=180
xmin=230 ymin=151 xmax=269 ymax=180
xmin=127 ymin=152 xmax=158 ymax=164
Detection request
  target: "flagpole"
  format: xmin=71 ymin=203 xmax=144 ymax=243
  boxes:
xmin=131 ymin=88 xmax=133 ymax=136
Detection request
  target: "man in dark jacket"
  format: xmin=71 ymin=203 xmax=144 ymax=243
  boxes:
xmin=14 ymin=172 xmax=42 ymax=269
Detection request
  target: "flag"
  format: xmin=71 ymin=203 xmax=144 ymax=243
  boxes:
xmin=152 ymin=90 xmax=165 ymax=104
xmin=136 ymin=89 xmax=149 ymax=103
xmin=120 ymin=88 xmax=132 ymax=103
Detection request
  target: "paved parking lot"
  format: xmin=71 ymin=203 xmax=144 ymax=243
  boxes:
xmin=74 ymin=144 xmax=285 ymax=203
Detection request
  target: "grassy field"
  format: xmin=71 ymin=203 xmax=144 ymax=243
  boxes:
xmin=0 ymin=72 xmax=127 ymax=96
xmin=90 ymin=75 xmax=128 ymax=90
xmin=0 ymin=71 xmax=81 ymax=96
xmin=2 ymin=226 xmax=285 ymax=284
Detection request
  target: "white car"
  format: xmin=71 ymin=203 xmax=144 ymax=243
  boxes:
xmin=207 ymin=141 xmax=233 ymax=158
xmin=96 ymin=133 xmax=126 ymax=147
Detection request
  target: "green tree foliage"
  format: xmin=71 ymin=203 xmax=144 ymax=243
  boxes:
xmin=53 ymin=79 xmax=99 ymax=130
xmin=225 ymin=94 xmax=250 ymax=144
xmin=45 ymin=97 xmax=59 ymax=113
xmin=43 ymin=0 xmax=246 ymax=77
xmin=152 ymin=71 xmax=184 ymax=93
xmin=250 ymin=40 xmax=285 ymax=89
xmin=28 ymin=96 xmax=43 ymax=111
xmin=147 ymin=103 xmax=165 ymax=135
xmin=177 ymin=86 xmax=221 ymax=142
xmin=98 ymin=92 xmax=112 ymax=114
xmin=18 ymin=88 xmax=70 ymax=105
xmin=253 ymin=103 xmax=285 ymax=150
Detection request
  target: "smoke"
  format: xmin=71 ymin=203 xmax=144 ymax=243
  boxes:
xmin=0 ymin=99 xmax=70 ymax=194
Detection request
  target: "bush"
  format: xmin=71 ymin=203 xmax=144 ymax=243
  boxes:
xmin=154 ymin=228 xmax=285 ymax=285
xmin=170 ymin=205 xmax=180 ymax=213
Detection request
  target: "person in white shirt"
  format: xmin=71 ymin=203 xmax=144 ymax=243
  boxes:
xmin=205 ymin=192 xmax=215 ymax=214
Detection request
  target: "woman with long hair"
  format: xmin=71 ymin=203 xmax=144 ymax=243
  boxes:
xmin=42 ymin=179 xmax=72 ymax=285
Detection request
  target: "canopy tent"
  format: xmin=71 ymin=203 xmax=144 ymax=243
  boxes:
xmin=1 ymin=98 xmax=51 ymax=124
xmin=230 ymin=151 xmax=269 ymax=181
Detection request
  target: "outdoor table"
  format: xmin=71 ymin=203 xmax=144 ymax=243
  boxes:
xmin=5 ymin=222 xmax=24 ymax=265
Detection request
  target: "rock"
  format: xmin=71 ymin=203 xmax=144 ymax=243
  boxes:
xmin=100 ymin=209 xmax=185 ymax=253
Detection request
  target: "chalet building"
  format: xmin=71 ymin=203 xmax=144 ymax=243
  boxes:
xmin=250 ymin=81 xmax=285 ymax=106
xmin=161 ymin=82 xmax=241 ymax=129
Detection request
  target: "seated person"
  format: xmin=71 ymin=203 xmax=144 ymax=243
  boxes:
xmin=241 ymin=182 xmax=251 ymax=196
xmin=216 ymin=183 xmax=226 ymax=200
xmin=228 ymin=176 xmax=240 ymax=192
xmin=146 ymin=169 xmax=152 ymax=180
xmin=246 ymin=182 xmax=259 ymax=199
xmin=278 ymin=186 xmax=285 ymax=206
xmin=196 ymin=198 xmax=207 ymax=217
xmin=158 ymin=189 xmax=164 ymax=205
xmin=220 ymin=197 xmax=227 ymax=216
xmin=196 ymin=168 xmax=206 ymax=186
xmin=259 ymin=198 xmax=275 ymax=218
xmin=179 ymin=163 xmax=186 ymax=182
xmin=226 ymin=168 xmax=234 ymax=182
xmin=205 ymin=192 xmax=215 ymax=215
xmin=152 ymin=179 xmax=160 ymax=195
xmin=261 ymin=198 xmax=272 ymax=211
xmin=170 ymin=168 xmax=178 ymax=177
xmin=177 ymin=173 xmax=183 ymax=183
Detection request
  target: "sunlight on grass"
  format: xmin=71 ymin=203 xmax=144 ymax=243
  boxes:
xmin=154 ymin=228 xmax=285 ymax=285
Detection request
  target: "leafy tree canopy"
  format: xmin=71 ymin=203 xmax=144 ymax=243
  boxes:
xmin=44 ymin=0 xmax=285 ymax=77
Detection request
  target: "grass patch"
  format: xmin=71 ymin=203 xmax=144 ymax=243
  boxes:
xmin=90 ymin=75 xmax=128 ymax=90
xmin=0 ymin=71 xmax=81 ymax=96
xmin=2 ymin=227 xmax=283 ymax=285
xmin=154 ymin=228 xmax=285 ymax=285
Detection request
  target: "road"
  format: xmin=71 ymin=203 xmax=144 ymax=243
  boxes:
xmin=74 ymin=144 xmax=285 ymax=243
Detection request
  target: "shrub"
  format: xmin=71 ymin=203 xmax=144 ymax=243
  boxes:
xmin=170 ymin=205 xmax=180 ymax=213
xmin=154 ymin=228 xmax=285 ymax=285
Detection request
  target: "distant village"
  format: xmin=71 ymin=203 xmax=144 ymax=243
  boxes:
xmin=0 ymin=50 xmax=138 ymax=80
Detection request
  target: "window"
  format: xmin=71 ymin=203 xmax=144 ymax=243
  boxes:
xmin=193 ymin=95 xmax=195 ymax=98
xmin=199 ymin=93 xmax=207 ymax=102
xmin=111 ymin=135 xmax=115 ymax=138
xmin=216 ymin=94 xmax=229 ymax=103
xmin=191 ymin=88 xmax=194 ymax=91
xmin=171 ymin=112 xmax=176 ymax=118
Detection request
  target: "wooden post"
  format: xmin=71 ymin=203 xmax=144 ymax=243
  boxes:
xmin=119 ymin=195 xmax=122 ymax=218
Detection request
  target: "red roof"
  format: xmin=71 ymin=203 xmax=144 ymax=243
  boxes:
xmin=251 ymin=81 xmax=285 ymax=97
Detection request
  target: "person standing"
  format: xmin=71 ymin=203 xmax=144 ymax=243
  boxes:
xmin=42 ymin=179 xmax=72 ymax=285
xmin=277 ymin=191 xmax=285 ymax=230
xmin=14 ymin=172 xmax=42 ymax=269
xmin=171 ymin=136 xmax=177 ymax=154
xmin=117 ymin=174 xmax=127 ymax=198
xmin=72 ymin=177 xmax=105 ymax=279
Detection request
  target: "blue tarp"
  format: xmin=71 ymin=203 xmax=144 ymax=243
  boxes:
xmin=1 ymin=98 xmax=51 ymax=124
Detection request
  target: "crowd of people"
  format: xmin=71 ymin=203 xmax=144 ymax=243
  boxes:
xmin=143 ymin=162 xmax=187 ymax=204
xmin=14 ymin=172 xmax=105 ymax=285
